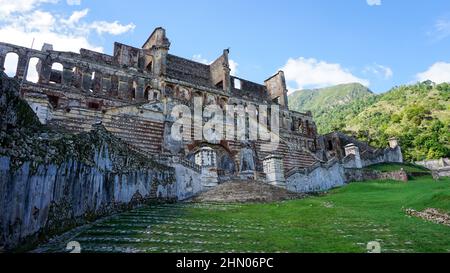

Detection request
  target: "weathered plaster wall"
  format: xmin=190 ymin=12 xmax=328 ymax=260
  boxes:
xmin=0 ymin=143 xmax=175 ymax=250
xmin=172 ymin=163 xmax=203 ymax=200
xmin=286 ymin=160 xmax=346 ymax=193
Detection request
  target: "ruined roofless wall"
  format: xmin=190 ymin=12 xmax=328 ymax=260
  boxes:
xmin=0 ymin=28 xmax=320 ymax=172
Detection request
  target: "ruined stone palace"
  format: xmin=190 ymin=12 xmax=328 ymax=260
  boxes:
xmin=0 ymin=27 xmax=403 ymax=196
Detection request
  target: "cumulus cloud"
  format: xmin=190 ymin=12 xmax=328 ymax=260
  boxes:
xmin=416 ymin=62 xmax=450 ymax=83
xmin=0 ymin=1 xmax=135 ymax=53
xmin=192 ymin=54 xmax=239 ymax=76
xmin=0 ymin=0 xmax=58 ymax=16
xmin=366 ymin=0 xmax=381 ymax=6
xmin=281 ymin=57 xmax=370 ymax=91
xmin=363 ymin=63 xmax=393 ymax=79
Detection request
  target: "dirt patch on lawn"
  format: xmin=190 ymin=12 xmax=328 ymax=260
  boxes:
xmin=405 ymin=208 xmax=450 ymax=227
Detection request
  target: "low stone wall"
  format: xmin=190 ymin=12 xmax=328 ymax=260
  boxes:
xmin=416 ymin=158 xmax=449 ymax=170
xmin=343 ymin=146 xmax=404 ymax=169
xmin=172 ymin=163 xmax=203 ymax=200
xmin=432 ymin=167 xmax=450 ymax=180
xmin=344 ymin=168 xmax=408 ymax=182
xmin=286 ymin=160 xmax=346 ymax=193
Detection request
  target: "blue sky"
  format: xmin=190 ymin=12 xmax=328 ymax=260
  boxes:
xmin=2 ymin=0 xmax=450 ymax=93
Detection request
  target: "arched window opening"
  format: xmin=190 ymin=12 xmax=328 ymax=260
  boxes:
xmin=144 ymin=86 xmax=151 ymax=100
xmin=4 ymin=52 xmax=19 ymax=77
xmin=146 ymin=60 xmax=153 ymax=72
xmin=26 ymin=57 xmax=40 ymax=83
xmin=131 ymin=81 xmax=137 ymax=100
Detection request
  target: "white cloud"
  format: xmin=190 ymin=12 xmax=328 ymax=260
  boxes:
xmin=89 ymin=21 xmax=136 ymax=35
xmin=192 ymin=54 xmax=210 ymax=64
xmin=0 ymin=0 xmax=58 ymax=16
xmin=192 ymin=54 xmax=239 ymax=76
xmin=61 ymin=8 xmax=89 ymax=25
xmin=229 ymin=59 xmax=238 ymax=76
xmin=281 ymin=57 xmax=370 ymax=91
xmin=0 ymin=2 xmax=135 ymax=54
xmin=429 ymin=19 xmax=450 ymax=41
xmin=416 ymin=62 xmax=450 ymax=83
xmin=363 ymin=63 xmax=393 ymax=79
xmin=66 ymin=0 xmax=81 ymax=5
xmin=366 ymin=0 xmax=381 ymax=6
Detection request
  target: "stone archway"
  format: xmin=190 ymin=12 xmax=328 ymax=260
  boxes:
xmin=187 ymin=142 xmax=236 ymax=176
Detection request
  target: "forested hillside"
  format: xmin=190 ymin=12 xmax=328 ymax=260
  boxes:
xmin=289 ymin=81 xmax=450 ymax=161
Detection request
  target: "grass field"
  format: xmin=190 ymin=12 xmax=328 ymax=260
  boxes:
xmin=365 ymin=162 xmax=431 ymax=173
xmin=36 ymin=175 xmax=450 ymax=253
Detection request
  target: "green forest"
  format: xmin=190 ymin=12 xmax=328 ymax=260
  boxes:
xmin=288 ymin=82 xmax=450 ymax=162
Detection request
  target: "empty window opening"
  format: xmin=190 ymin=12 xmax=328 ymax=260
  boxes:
xmin=131 ymin=81 xmax=137 ymax=100
xmin=272 ymin=96 xmax=280 ymax=104
xmin=146 ymin=61 xmax=153 ymax=72
xmin=49 ymin=63 xmax=63 ymax=84
xmin=48 ymin=95 xmax=59 ymax=109
xmin=89 ymin=71 xmax=96 ymax=92
xmin=215 ymin=81 xmax=223 ymax=89
xmin=87 ymin=101 xmax=100 ymax=110
xmin=144 ymin=86 xmax=151 ymax=100
xmin=4 ymin=52 xmax=19 ymax=77
xmin=327 ymin=140 xmax=333 ymax=151
xmin=153 ymin=91 xmax=158 ymax=100
xmin=234 ymin=78 xmax=241 ymax=89
xmin=26 ymin=57 xmax=40 ymax=83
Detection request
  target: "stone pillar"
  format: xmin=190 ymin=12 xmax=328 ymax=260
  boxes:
xmin=81 ymin=69 xmax=92 ymax=92
xmin=195 ymin=147 xmax=218 ymax=188
xmin=388 ymin=137 xmax=403 ymax=163
xmin=345 ymin=143 xmax=362 ymax=169
xmin=16 ymin=54 xmax=28 ymax=80
xmin=0 ymin=54 xmax=5 ymax=72
xmin=263 ymin=155 xmax=286 ymax=188
xmin=62 ymin=66 xmax=73 ymax=86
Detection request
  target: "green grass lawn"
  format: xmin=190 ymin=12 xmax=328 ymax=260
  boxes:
xmin=37 ymin=175 xmax=450 ymax=253
xmin=365 ymin=162 xmax=430 ymax=173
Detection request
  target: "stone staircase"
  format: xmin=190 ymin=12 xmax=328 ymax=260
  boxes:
xmin=190 ymin=179 xmax=305 ymax=203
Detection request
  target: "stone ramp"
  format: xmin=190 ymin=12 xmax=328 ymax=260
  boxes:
xmin=190 ymin=180 xmax=305 ymax=203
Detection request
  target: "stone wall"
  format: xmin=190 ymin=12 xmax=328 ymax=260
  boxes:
xmin=0 ymin=72 xmax=178 ymax=250
xmin=172 ymin=163 xmax=203 ymax=200
xmin=344 ymin=169 xmax=408 ymax=183
xmin=416 ymin=158 xmax=449 ymax=170
xmin=286 ymin=159 xmax=346 ymax=193
xmin=0 ymin=145 xmax=175 ymax=250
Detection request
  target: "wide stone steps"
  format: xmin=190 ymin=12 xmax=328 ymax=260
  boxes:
xmin=190 ymin=180 xmax=304 ymax=203
xmin=49 ymin=109 xmax=164 ymax=155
